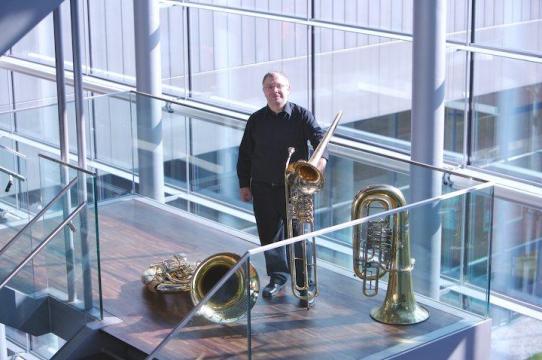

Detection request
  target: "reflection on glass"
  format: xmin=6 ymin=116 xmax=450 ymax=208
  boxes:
xmin=473 ymin=1 xmax=542 ymax=54
xmin=314 ymin=0 xmax=413 ymax=33
xmin=472 ymin=55 xmax=542 ymax=184
xmin=92 ymin=93 xmax=134 ymax=171
xmin=189 ymin=9 xmax=309 ymax=112
xmin=314 ymin=29 xmax=466 ymax=162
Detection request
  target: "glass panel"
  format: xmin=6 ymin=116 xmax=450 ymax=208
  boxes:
xmin=87 ymin=0 xmax=135 ymax=85
xmin=147 ymin=182 xmax=493 ymax=358
xmin=471 ymin=55 xmax=542 ymax=185
xmin=488 ymin=194 xmax=542 ymax=359
xmin=314 ymin=148 xmax=484 ymax=240
xmin=0 ymin=107 xmax=14 ymax=131
xmin=189 ymin=114 xmax=247 ymax=211
xmin=314 ymin=0 xmax=412 ymax=33
xmin=131 ymin=93 xmax=189 ymax=192
xmin=314 ymin=28 xmax=467 ymax=161
xmin=188 ymin=9 xmax=309 ymax=112
xmin=0 ymin=68 xmax=11 ymax=114
xmin=473 ymin=1 xmax=542 ymax=55
xmin=160 ymin=4 xmax=187 ymax=98
xmin=447 ymin=0 xmax=470 ymax=43
xmin=8 ymin=74 xmax=89 ymax=154
xmin=36 ymin=155 xmax=101 ymax=312
xmin=0 ymin=153 xmax=100 ymax=360
xmin=91 ymin=92 xmax=135 ymax=171
xmin=0 ymin=142 xmax=29 ymax=250
xmin=188 ymin=0 xmax=309 ymax=18
xmin=1 ymin=172 xmax=100 ymax=359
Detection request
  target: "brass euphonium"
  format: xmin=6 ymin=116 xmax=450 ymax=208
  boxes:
xmin=351 ymin=185 xmax=429 ymax=325
xmin=142 ymin=252 xmax=259 ymax=324
xmin=285 ymin=111 xmax=343 ymax=307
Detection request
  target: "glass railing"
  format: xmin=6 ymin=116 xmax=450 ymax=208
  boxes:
xmin=0 ymin=155 xmax=101 ymax=359
xmin=0 ymin=140 xmax=30 ymax=250
xmin=88 ymin=91 xmax=494 ymax=319
xmin=146 ymin=181 xmax=494 ymax=359
xmin=122 ymin=92 xmax=487 ymax=233
xmin=0 ymin=90 xmax=524 ymax=356
xmin=0 ymin=91 xmax=490 ymax=235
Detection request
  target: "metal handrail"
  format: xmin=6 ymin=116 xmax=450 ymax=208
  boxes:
xmin=0 ymin=201 xmax=86 ymax=290
xmin=0 ymin=176 xmax=79 ymax=257
xmin=0 ymin=165 xmax=25 ymax=181
xmin=39 ymin=153 xmax=96 ymax=176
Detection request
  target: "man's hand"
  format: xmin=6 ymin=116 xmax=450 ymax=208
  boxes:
xmin=240 ymin=187 xmax=252 ymax=202
xmin=317 ymin=158 xmax=327 ymax=173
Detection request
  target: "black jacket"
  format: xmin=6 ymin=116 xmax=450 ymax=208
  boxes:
xmin=237 ymin=102 xmax=327 ymax=188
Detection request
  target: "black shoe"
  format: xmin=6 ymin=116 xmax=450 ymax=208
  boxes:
xmin=262 ymin=281 xmax=285 ymax=298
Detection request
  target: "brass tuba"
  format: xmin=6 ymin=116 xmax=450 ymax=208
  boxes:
xmin=285 ymin=111 xmax=343 ymax=307
xmin=351 ymin=184 xmax=429 ymax=325
xmin=142 ymin=252 xmax=259 ymax=324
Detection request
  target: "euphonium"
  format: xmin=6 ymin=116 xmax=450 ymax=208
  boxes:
xmin=142 ymin=252 xmax=259 ymax=324
xmin=351 ymin=185 xmax=429 ymax=325
xmin=285 ymin=111 xmax=343 ymax=307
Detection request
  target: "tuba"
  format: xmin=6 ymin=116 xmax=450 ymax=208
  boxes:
xmin=351 ymin=185 xmax=429 ymax=325
xmin=285 ymin=111 xmax=343 ymax=307
xmin=142 ymin=252 xmax=259 ymax=324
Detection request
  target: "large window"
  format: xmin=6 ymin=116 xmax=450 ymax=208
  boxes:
xmin=471 ymin=55 xmax=542 ymax=184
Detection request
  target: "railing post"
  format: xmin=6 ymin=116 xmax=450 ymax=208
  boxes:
xmin=70 ymin=0 xmax=93 ymax=310
xmin=54 ymin=5 xmax=76 ymax=303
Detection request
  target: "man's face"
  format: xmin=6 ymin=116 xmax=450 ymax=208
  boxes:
xmin=263 ymin=74 xmax=290 ymax=109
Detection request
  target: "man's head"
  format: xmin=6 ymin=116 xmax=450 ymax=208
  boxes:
xmin=262 ymin=72 xmax=290 ymax=112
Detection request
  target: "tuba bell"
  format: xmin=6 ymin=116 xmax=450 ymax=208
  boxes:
xmin=351 ymin=184 xmax=429 ymax=325
xmin=142 ymin=252 xmax=259 ymax=324
xmin=191 ymin=252 xmax=259 ymax=324
xmin=285 ymin=111 xmax=343 ymax=307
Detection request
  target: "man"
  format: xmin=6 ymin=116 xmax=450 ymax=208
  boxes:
xmin=237 ymin=71 xmax=327 ymax=307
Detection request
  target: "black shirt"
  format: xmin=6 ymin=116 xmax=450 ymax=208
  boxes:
xmin=237 ymin=102 xmax=327 ymax=188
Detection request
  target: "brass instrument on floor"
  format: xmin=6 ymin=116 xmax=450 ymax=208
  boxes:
xmin=142 ymin=253 xmax=195 ymax=293
xmin=351 ymin=184 xmax=429 ymax=325
xmin=190 ymin=252 xmax=259 ymax=324
xmin=285 ymin=111 xmax=343 ymax=307
xmin=142 ymin=252 xmax=259 ymax=324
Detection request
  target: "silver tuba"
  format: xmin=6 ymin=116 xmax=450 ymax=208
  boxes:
xmin=351 ymin=184 xmax=429 ymax=325
xmin=142 ymin=252 xmax=259 ymax=324
xmin=285 ymin=111 xmax=343 ymax=307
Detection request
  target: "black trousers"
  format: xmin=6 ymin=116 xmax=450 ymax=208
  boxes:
xmin=251 ymin=181 xmax=313 ymax=287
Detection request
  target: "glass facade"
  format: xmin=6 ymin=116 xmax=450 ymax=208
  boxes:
xmin=0 ymin=0 xmax=541 ymax=358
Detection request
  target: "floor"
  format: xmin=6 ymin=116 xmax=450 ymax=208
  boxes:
xmin=96 ymin=197 xmax=480 ymax=359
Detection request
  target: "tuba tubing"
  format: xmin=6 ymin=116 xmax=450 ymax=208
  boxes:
xmin=351 ymin=184 xmax=429 ymax=325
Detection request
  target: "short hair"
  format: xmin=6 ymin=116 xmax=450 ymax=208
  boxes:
xmin=262 ymin=71 xmax=289 ymax=85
